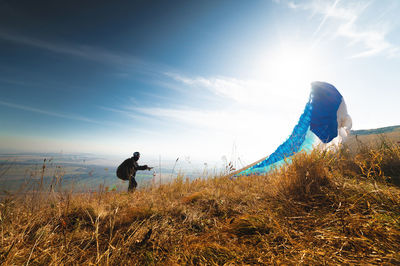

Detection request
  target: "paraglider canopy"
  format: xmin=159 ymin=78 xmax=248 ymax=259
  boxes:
xmin=310 ymin=81 xmax=343 ymax=143
xmin=233 ymin=81 xmax=351 ymax=177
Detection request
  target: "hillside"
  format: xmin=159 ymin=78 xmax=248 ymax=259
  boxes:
xmin=1 ymin=140 xmax=400 ymax=264
xmin=345 ymin=125 xmax=400 ymax=152
xmin=351 ymin=125 xmax=400 ymax=136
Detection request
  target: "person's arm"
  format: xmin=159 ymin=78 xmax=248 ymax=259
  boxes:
xmin=137 ymin=164 xmax=151 ymax=170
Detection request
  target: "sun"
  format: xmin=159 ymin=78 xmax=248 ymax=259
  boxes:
xmin=273 ymin=48 xmax=316 ymax=83
xmin=254 ymin=43 xmax=322 ymax=98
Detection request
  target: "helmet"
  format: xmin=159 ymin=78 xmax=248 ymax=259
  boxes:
xmin=133 ymin=152 xmax=140 ymax=158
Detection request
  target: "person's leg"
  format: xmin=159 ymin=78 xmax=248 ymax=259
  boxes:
xmin=128 ymin=175 xmax=138 ymax=192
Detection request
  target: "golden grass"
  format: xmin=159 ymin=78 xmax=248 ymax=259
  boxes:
xmin=1 ymin=140 xmax=400 ymax=264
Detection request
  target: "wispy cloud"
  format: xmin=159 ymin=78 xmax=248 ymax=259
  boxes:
xmin=0 ymin=99 xmax=102 ymax=125
xmin=283 ymin=0 xmax=400 ymax=58
xmin=165 ymin=72 xmax=304 ymax=108
xmin=165 ymin=72 xmax=254 ymax=103
xmin=99 ymin=106 xmax=149 ymax=121
xmin=134 ymin=106 xmax=284 ymax=134
xmin=0 ymin=30 xmax=169 ymax=74
xmin=312 ymin=0 xmax=340 ymax=37
xmin=132 ymin=72 xmax=308 ymax=144
xmin=131 ymin=104 xmax=293 ymax=161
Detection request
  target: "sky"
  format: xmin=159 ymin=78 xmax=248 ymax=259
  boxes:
xmin=0 ymin=0 xmax=399 ymax=165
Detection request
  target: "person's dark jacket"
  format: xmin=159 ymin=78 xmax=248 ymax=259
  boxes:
xmin=116 ymin=157 xmax=149 ymax=180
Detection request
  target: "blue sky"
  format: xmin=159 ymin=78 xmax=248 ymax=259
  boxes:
xmin=0 ymin=0 xmax=399 ymax=164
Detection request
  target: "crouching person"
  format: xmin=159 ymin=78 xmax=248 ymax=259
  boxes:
xmin=117 ymin=152 xmax=152 ymax=192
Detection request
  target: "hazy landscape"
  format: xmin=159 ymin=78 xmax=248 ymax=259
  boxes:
xmin=0 ymin=152 xmax=226 ymax=193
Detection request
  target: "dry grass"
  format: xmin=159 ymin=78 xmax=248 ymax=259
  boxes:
xmin=1 ymin=140 xmax=400 ymax=265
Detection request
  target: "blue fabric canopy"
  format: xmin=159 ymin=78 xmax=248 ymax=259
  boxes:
xmin=310 ymin=81 xmax=343 ymax=143
xmin=237 ymin=82 xmax=344 ymax=176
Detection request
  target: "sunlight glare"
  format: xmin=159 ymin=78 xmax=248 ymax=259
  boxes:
xmin=255 ymin=43 xmax=322 ymax=99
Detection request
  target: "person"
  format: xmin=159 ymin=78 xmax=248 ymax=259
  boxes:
xmin=116 ymin=152 xmax=152 ymax=191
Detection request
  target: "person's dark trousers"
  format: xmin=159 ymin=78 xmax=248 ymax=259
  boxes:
xmin=128 ymin=175 xmax=138 ymax=192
